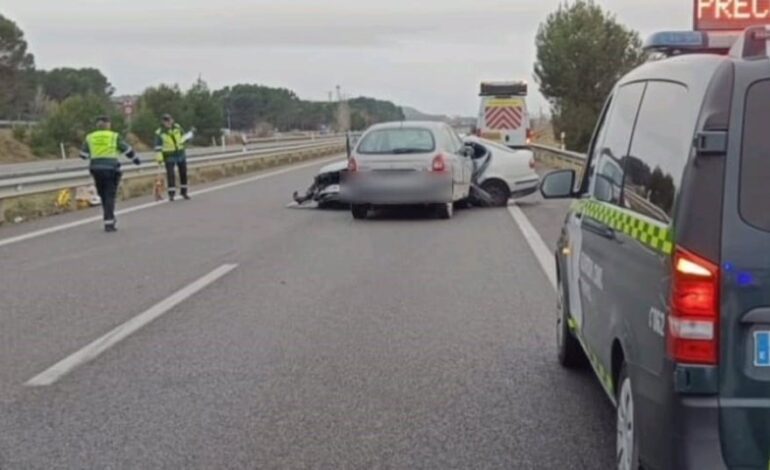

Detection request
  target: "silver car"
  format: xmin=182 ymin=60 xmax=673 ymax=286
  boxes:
xmin=342 ymin=122 xmax=474 ymax=220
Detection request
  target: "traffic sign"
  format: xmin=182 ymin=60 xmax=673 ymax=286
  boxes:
xmin=695 ymin=0 xmax=770 ymax=31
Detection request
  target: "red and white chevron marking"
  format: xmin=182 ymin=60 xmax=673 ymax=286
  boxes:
xmin=484 ymin=106 xmax=524 ymax=130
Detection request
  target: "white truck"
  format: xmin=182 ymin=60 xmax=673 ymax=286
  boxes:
xmin=475 ymin=81 xmax=530 ymax=149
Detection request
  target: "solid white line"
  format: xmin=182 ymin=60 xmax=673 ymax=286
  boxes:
xmin=507 ymin=204 xmax=557 ymax=291
xmin=0 ymin=155 xmax=342 ymax=249
xmin=25 ymin=263 xmax=238 ymax=387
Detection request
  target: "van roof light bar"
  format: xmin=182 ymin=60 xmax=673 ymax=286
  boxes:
xmin=644 ymin=31 xmax=739 ymax=57
xmin=479 ymin=81 xmax=528 ymax=97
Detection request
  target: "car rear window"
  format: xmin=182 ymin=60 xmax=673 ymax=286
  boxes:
xmin=741 ymin=80 xmax=770 ymax=232
xmin=357 ymin=128 xmax=435 ymax=155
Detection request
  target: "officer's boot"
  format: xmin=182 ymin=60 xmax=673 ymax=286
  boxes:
xmin=104 ymin=219 xmax=117 ymax=233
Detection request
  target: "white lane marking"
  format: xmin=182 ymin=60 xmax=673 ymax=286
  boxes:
xmin=0 ymin=156 xmax=341 ymax=249
xmin=507 ymin=204 xmax=557 ymax=291
xmin=25 ymin=263 xmax=238 ymax=387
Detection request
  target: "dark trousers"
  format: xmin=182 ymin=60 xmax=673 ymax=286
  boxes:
xmin=165 ymin=160 xmax=188 ymax=196
xmin=90 ymin=169 xmax=121 ymax=225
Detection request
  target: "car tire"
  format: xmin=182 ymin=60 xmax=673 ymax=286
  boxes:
xmin=481 ymin=180 xmax=510 ymax=207
xmin=435 ymin=202 xmax=453 ymax=220
xmin=557 ymin=277 xmax=586 ymax=368
xmin=616 ymin=365 xmax=640 ymax=470
xmin=351 ymin=204 xmax=369 ymax=220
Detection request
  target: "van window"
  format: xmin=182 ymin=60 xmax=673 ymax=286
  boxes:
xmin=591 ymin=82 xmax=645 ymax=205
xmin=623 ymin=81 xmax=690 ymax=224
xmin=741 ymin=80 xmax=770 ymax=232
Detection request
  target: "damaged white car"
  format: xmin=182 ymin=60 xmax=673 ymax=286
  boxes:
xmin=292 ymin=134 xmax=540 ymax=209
xmin=465 ymin=136 xmax=540 ymax=207
xmin=292 ymin=159 xmax=348 ymax=208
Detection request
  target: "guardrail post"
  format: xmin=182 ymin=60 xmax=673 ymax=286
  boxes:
xmin=60 ymin=142 xmax=67 ymax=160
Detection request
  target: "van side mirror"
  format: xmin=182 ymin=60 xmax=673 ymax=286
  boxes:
xmin=540 ymin=170 xmax=576 ymax=199
xmin=461 ymin=145 xmax=474 ymax=158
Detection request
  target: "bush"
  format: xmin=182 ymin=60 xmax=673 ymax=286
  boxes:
xmin=11 ymin=125 xmax=27 ymax=141
xmin=30 ymin=94 xmax=125 ymax=156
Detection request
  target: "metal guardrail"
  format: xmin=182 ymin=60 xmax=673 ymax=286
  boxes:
xmin=0 ymin=139 xmax=344 ymax=200
xmin=529 ymin=143 xmax=586 ymax=171
xmin=0 ymin=136 xmax=343 ymax=181
xmin=0 ymin=120 xmax=37 ymax=129
xmin=245 ymin=132 xmax=345 ymax=144
xmin=531 ymin=143 xmax=672 ymax=220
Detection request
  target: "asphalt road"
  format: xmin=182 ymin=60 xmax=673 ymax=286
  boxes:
xmin=0 ymin=158 xmax=614 ymax=469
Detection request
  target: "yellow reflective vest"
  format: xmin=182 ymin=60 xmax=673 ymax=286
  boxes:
xmin=154 ymin=124 xmax=186 ymax=163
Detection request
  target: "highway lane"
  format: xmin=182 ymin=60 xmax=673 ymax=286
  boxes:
xmin=0 ymin=159 xmax=612 ymax=469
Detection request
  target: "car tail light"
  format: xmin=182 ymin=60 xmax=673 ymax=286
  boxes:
xmin=432 ymin=154 xmax=447 ymax=172
xmin=347 ymin=157 xmax=358 ymax=172
xmin=529 ymin=157 xmax=536 ymax=169
xmin=668 ymin=248 xmax=720 ymax=365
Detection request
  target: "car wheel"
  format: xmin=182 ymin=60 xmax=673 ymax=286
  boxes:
xmin=616 ymin=365 xmax=640 ymax=470
xmin=435 ymin=202 xmax=453 ymax=220
xmin=557 ymin=277 xmax=586 ymax=368
xmin=351 ymin=204 xmax=369 ymax=220
xmin=481 ymin=180 xmax=510 ymax=207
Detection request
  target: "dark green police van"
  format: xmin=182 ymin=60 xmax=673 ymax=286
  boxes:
xmin=540 ymin=28 xmax=770 ymax=469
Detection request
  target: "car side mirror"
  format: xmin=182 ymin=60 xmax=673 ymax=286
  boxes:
xmin=540 ymin=170 xmax=576 ymax=199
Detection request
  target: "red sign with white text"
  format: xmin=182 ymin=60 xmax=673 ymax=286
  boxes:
xmin=696 ymin=0 xmax=770 ymax=31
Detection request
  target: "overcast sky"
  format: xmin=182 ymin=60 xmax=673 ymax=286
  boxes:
xmin=4 ymin=0 xmax=692 ymax=116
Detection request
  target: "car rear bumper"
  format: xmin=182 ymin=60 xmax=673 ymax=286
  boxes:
xmin=342 ymin=172 xmax=453 ymax=205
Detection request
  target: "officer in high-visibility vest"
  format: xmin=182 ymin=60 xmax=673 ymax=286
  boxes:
xmin=80 ymin=116 xmax=141 ymax=232
xmin=154 ymin=114 xmax=190 ymax=201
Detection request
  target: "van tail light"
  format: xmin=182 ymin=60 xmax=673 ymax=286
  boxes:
xmin=668 ymin=248 xmax=720 ymax=365
xmin=432 ymin=154 xmax=447 ymax=173
xmin=526 ymin=128 xmax=533 ymax=145
xmin=347 ymin=157 xmax=358 ymax=172
xmin=529 ymin=157 xmax=536 ymax=169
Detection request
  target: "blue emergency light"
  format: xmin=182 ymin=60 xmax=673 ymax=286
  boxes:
xmin=646 ymin=31 xmax=706 ymax=48
xmin=643 ymin=30 xmax=741 ymax=56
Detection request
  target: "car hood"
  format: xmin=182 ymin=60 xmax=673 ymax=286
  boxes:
xmin=318 ymin=160 xmax=348 ymax=175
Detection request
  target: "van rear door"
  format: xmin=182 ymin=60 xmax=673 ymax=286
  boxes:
xmin=719 ymin=62 xmax=770 ymax=468
xmin=478 ymin=96 xmax=528 ymax=147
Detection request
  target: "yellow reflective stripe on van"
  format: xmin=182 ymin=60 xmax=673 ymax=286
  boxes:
xmin=485 ymin=98 xmax=525 ymax=107
xmin=568 ymin=316 xmax=615 ymax=398
xmin=575 ymin=199 xmax=674 ymax=255
xmin=586 ymin=348 xmax=615 ymax=397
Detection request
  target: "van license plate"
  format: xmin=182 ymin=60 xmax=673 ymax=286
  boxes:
xmin=754 ymin=331 xmax=770 ymax=367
